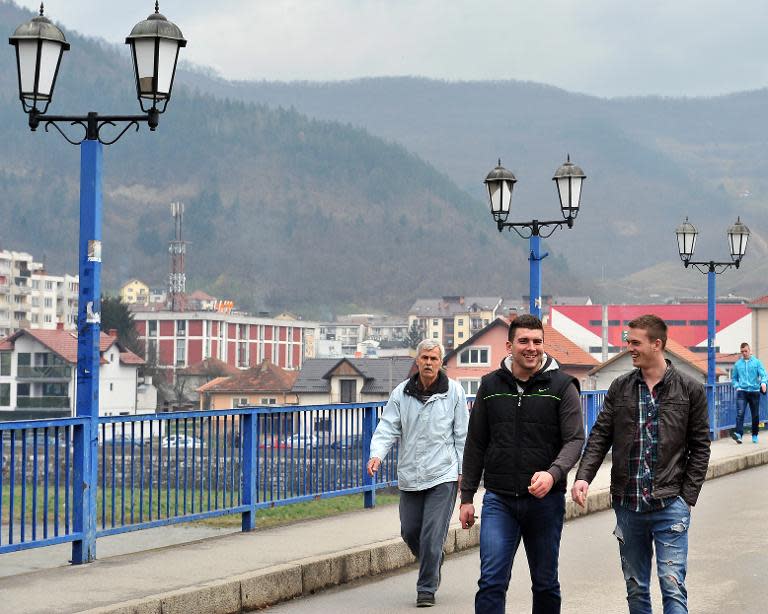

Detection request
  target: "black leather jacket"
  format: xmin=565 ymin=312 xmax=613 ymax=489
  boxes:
xmin=575 ymin=361 xmax=711 ymax=506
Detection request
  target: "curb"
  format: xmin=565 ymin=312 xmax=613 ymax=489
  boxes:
xmin=78 ymin=449 xmax=768 ymax=613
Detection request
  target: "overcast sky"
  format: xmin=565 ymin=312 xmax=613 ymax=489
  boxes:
xmin=15 ymin=0 xmax=768 ymax=98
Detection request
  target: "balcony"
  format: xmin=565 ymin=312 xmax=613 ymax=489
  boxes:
xmin=13 ymin=284 xmax=31 ymax=295
xmin=17 ymin=365 xmax=72 ymax=380
xmin=16 ymin=396 xmax=71 ymax=409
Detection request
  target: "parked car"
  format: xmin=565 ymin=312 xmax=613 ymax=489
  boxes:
xmin=284 ymin=433 xmax=320 ymax=448
xmin=330 ymin=435 xmax=364 ymax=451
xmin=161 ymin=434 xmax=205 ymax=449
xmin=258 ymin=436 xmax=288 ymax=449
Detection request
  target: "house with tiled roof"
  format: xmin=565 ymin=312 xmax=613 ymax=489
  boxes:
xmin=291 ymin=357 xmax=415 ymax=405
xmin=588 ymin=337 xmax=727 ymax=390
xmin=0 ymin=325 xmax=154 ymax=420
xmin=443 ymin=318 xmax=599 ymax=394
xmin=196 ymin=360 xmax=299 ymax=410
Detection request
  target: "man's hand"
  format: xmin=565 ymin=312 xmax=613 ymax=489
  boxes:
xmin=528 ymin=471 xmax=554 ymax=498
xmin=571 ymin=479 xmax=589 ymax=508
xmin=459 ymin=503 xmax=475 ymax=529
xmin=761 ymin=383 xmax=766 ymax=395
xmin=366 ymin=457 xmax=381 ymax=477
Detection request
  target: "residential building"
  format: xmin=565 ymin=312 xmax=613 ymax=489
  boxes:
xmin=196 ymin=359 xmax=299 ymax=410
xmin=408 ymin=296 xmax=503 ymax=350
xmin=119 ymin=278 xmax=150 ymax=305
xmin=443 ymin=317 xmax=598 ymax=394
xmin=133 ymin=308 xmax=318 ymax=379
xmin=748 ymin=295 xmax=768 ymax=363
xmin=0 ymin=325 xmax=152 ymax=420
xmin=588 ymin=338 xmax=727 ymax=390
xmin=317 ymin=314 xmax=409 ymax=356
xmin=550 ymin=303 xmax=751 ymax=360
xmin=291 ymin=357 xmax=415 ymax=405
xmin=186 ymin=290 xmax=217 ymax=311
xmin=175 ymin=357 xmax=240 ymax=407
xmin=0 ymin=249 xmax=79 ymax=336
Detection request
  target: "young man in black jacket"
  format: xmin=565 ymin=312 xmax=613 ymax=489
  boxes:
xmin=571 ymin=314 xmax=710 ymax=614
xmin=459 ymin=314 xmax=584 ymax=614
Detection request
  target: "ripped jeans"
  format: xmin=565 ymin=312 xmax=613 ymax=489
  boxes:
xmin=613 ymin=498 xmax=690 ymax=614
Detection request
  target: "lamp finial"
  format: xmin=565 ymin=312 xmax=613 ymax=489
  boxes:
xmin=155 ymin=1 xmax=160 ymax=13
xmin=39 ymin=3 xmax=44 ymax=16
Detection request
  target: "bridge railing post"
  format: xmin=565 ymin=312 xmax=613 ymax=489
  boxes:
xmin=241 ymin=412 xmax=256 ymax=531
xmin=363 ymin=405 xmax=376 ymax=509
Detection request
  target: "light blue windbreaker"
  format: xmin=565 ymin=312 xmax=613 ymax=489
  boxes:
xmin=369 ymin=376 xmax=468 ymax=492
xmin=732 ymin=355 xmax=767 ymax=392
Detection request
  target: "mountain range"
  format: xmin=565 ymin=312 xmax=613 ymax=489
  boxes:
xmin=1 ymin=1 xmax=767 ymax=319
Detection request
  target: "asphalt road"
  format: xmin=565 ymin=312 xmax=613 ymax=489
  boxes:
xmin=270 ymin=464 xmax=768 ymax=613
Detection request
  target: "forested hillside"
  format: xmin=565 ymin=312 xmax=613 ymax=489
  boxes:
xmin=0 ymin=3 xmax=590 ymax=317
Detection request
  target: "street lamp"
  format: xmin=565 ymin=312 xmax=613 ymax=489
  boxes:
xmin=484 ymin=156 xmax=586 ymax=319
xmin=675 ymin=216 xmax=750 ymax=424
xmin=9 ymin=2 xmax=186 ymax=564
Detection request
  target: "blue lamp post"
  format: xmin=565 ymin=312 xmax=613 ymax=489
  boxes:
xmin=484 ymin=157 xmax=586 ymax=319
xmin=675 ymin=216 xmax=750 ymax=431
xmin=9 ymin=2 xmax=186 ymax=564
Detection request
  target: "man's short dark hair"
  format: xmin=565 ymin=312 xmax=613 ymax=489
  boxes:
xmin=740 ymin=342 xmax=750 ymax=350
xmin=508 ymin=314 xmax=544 ymax=342
xmin=627 ymin=314 xmax=667 ymax=349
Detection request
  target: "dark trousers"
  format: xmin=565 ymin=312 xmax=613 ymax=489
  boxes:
xmin=735 ymin=390 xmax=761 ymax=437
xmin=399 ymin=481 xmax=458 ymax=595
xmin=475 ymin=490 xmax=565 ymax=614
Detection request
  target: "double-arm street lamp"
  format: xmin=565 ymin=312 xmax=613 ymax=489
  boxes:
xmin=675 ymin=217 xmax=751 ymax=419
xmin=484 ymin=157 xmax=586 ymax=319
xmin=9 ymin=2 xmax=186 ymax=563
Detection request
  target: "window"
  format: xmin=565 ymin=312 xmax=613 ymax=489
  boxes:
xmin=175 ymin=339 xmax=186 ymax=366
xmin=44 ymin=314 xmax=52 ymax=323
xmin=432 ymin=332 xmax=439 ymax=339
xmin=45 ymin=280 xmax=53 ymax=290
xmin=340 ymin=379 xmax=356 ymax=403
xmin=457 ymin=319 xmax=464 ymax=326
xmin=176 ymin=320 xmax=186 ymax=336
xmin=0 ymin=383 xmax=9 ymax=406
xmin=17 ymin=383 xmax=30 ymax=397
xmin=457 ymin=332 xmax=464 ymax=339
xmin=458 ymin=347 xmax=490 ymax=366
xmin=31 ymin=280 xmax=39 ymax=289
xmin=147 ymin=320 xmax=157 ymax=336
xmin=44 ymin=297 xmax=53 ymax=308
xmin=233 ymin=397 xmax=249 ymax=407
xmin=260 ymin=397 xmax=277 ymax=405
xmin=432 ymin=319 xmax=439 ymax=326
xmin=0 ymin=353 xmax=10 ymax=376
xmin=459 ymin=379 xmax=481 ymax=395
xmin=17 ymin=353 xmax=31 ymax=367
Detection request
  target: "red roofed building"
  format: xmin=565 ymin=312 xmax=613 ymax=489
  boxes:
xmin=443 ymin=318 xmax=599 ymax=393
xmin=0 ymin=326 xmax=155 ymax=420
xmin=550 ymin=303 xmax=751 ymax=361
xmin=196 ymin=360 xmax=299 ymax=410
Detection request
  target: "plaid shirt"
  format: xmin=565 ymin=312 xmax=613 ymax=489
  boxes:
xmin=615 ymin=370 xmax=675 ymax=513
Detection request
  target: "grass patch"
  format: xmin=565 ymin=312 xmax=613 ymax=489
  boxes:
xmin=193 ymin=491 xmax=401 ymax=529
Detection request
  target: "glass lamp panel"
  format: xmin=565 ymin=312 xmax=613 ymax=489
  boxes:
xmin=16 ymin=40 xmax=41 ymax=99
xmin=155 ymin=38 xmax=179 ymax=96
xmin=132 ymin=38 xmax=157 ymax=97
xmin=35 ymin=39 xmax=63 ymax=98
xmin=488 ymin=181 xmax=512 ymax=216
xmin=676 ymin=229 xmax=696 ymax=258
xmin=728 ymin=230 xmax=748 ymax=258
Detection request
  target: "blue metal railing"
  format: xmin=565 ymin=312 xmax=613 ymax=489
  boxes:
xmin=1 ymin=386 xmax=756 ymax=561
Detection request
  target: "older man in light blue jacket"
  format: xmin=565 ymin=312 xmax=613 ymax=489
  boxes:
xmin=367 ymin=339 xmax=468 ymax=608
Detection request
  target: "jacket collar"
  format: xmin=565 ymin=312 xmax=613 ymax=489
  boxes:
xmin=404 ymin=369 xmax=449 ymax=400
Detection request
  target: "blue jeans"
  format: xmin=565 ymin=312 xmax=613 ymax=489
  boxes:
xmin=613 ymin=498 xmax=690 ymax=614
xmin=475 ymin=490 xmax=565 ymax=614
xmin=735 ymin=390 xmax=761 ymax=437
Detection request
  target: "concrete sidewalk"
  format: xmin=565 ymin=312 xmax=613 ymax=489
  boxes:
xmin=2 ymin=438 xmax=767 ymax=614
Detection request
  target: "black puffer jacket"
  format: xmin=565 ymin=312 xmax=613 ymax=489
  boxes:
xmin=575 ymin=361 xmax=711 ymax=506
xmin=461 ymin=355 xmax=584 ymax=502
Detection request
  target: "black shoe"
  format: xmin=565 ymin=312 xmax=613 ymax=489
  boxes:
xmin=731 ymin=432 xmax=743 ymax=444
xmin=417 ymin=592 xmax=435 ymax=607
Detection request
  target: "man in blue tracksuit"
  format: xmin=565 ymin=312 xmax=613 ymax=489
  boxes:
xmin=731 ymin=342 xmax=767 ymax=444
